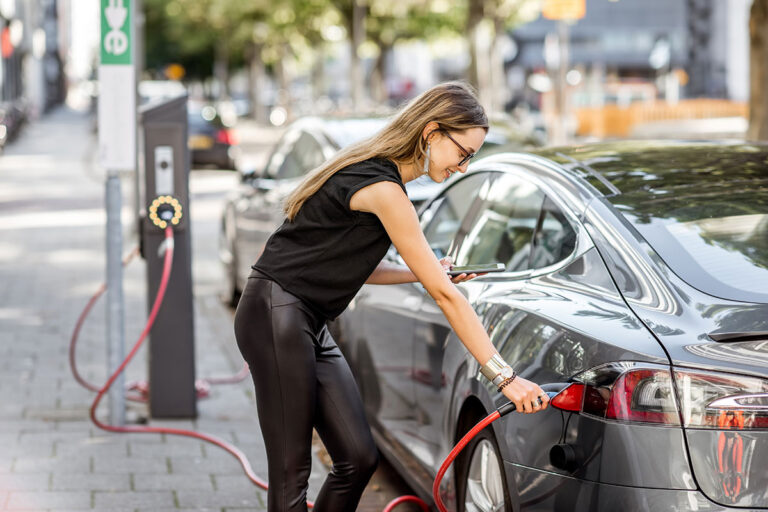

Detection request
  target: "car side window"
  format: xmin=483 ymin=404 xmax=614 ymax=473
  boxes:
xmin=277 ymin=131 xmax=325 ymax=180
xmin=455 ymin=173 xmax=544 ymax=272
xmin=263 ymin=129 xmax=300 ymax=179
xmin=530 ymin=196 xmax=577 ymax=269
xmin=421 ymin=173 xmax=491 ymax=260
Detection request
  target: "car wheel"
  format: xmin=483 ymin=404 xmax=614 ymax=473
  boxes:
xmin=456 ymin=425 xmax=513 ymax=512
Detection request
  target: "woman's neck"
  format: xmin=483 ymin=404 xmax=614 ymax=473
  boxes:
xmin=391 ymin=158 xmax=420 ymax=183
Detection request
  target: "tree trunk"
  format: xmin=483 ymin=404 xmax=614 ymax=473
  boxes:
xmin=311 ymin=43 xmax=326 ymax=106
xmin=466 ymin=0 xmax=484 ymax=89
xmin=489 ymin=17 xmax=508 ymax=113
xmin=247 ymin=43 xmax=267 ymax=123
xmin=748 ymin=0 xmax=768 ymax=140
xmin=348 ymin=0 xmax=366 ymax=109
xmin=214 ymin=39 xmax=230 ymax=100
xmin=276 ymin=43 xmax=292 ymax=120
xmin=371 ymin=41 xmax=391 ymax=105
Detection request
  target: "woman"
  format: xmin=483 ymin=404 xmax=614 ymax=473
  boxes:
xmin=233 ymin=81 xmax=550 ymax=512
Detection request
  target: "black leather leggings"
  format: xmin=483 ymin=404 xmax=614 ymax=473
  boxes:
xmin=233 ymin=269 xmax=379 ymax=512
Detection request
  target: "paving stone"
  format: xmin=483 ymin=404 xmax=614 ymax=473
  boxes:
xmin=128 ymin=439 xmax=205 ymax=457
xmin=18 ymin=431 xmax=89 ymax=446
xmin=55 ymin=439 xmax=127 ymax=459
xmin=5 ymin=491 xmax=91 ymax=510
xmin=93 ymin=456 xmax=169 ymax=474
xmin=132 ymin=472 xmax=214 ymax=492
xmin=0 ymin=457 xmax=14 ymax=472
xmin=0 ymin=473 xmax=49 ymax=491
xmin=138 ymin=509 xmax=220 ymax=512
xmin=50 ymin=509 xmax=134 ymax=512
xmin=12 ymin=455 xmax=91 ymax=474
xmin=212 ymin=474 xmax=270 ymax=494
xmin=93 ymin=490 xmax=175 ymax=509
xmin=2 ymin=442 xmax=55 ymax=458
xmin=51 ymin=472 xmax=130 ymax=492
xmin=0 ymin=421 xmax=49 ymax=433
xmin=176 ymin=489 xmax=265 ymax=509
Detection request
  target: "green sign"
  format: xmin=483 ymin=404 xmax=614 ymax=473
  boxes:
xmin=100 ymin=0 xmax=132 ymax=65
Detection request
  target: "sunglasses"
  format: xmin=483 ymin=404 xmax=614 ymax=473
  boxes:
xmin=440 ymin=130 xmax=476 ymax=167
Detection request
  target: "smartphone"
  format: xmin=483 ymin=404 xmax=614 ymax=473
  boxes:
xmin=446 ymin=263 xmax=506 ymax=277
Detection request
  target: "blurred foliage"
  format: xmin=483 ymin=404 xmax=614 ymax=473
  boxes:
xmin=144 ymin=0 xmax=539 ymax=76
xmin=144 ymin=0 xmax=271 ymax=77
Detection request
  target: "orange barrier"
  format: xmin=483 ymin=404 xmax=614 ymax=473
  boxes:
xmin=575 ymin=99 xmax=748 ymax=137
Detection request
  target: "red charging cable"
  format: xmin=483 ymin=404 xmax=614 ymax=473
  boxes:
xmin=82 ymin=228 xmax=275 ymax=497
xmin=77 ymin=226 xmax=536 ymax=512
xmin=69 ymin=243 xmax=250 ymax=402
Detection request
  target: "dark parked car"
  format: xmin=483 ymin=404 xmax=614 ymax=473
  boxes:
xmin=219 ymin=116 xmax=538 ymax=305
xmin=328 ymin=141 xmax=768 ymax=511
xmin=188 ymin=105 xmax=239 ymax=170
xmin=0 ymin=99 xmax=28 ymax=149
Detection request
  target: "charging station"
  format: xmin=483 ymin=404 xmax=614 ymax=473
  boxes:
xmin=138 ymin=95 xmax=196 ymax=418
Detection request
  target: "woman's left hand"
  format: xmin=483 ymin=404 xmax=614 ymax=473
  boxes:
xmin=439 ymin=256 xmax=487 ymax=284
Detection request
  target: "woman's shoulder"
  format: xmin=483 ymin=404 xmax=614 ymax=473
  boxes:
xmin=337 ymin=156 xmax=400 ymax=179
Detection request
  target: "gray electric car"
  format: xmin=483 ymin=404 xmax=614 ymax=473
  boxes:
xmin=328 ymin=140 xmax=768 ymax=511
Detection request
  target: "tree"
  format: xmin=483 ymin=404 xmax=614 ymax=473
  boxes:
xmin=366 ymin=0 xmax=463 ymax=104
xmin=142 ymin=0 xmax=270 ymax=87
xmin=466 ymin=0 xmax=539 ymax=112
xmin=143 ymin=0 xmax=334 ymax=119
xmin=748 ymin=0 xmax=768 ymax=140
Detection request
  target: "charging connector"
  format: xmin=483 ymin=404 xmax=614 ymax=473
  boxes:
xmin=148 ymin=195 xmax=182 ymax=229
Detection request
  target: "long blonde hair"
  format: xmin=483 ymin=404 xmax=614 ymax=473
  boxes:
xmin=282 ymin=81 xmax=489 ymax=220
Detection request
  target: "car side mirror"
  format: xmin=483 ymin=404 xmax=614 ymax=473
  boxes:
xmin=240 ymin=167 xmax=257 ymax=183
xmin=255 ymin=178 xmax=276 ymax=192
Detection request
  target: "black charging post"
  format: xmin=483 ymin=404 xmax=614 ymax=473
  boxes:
xmin=138 ymin=95 xmax=197 ymax=419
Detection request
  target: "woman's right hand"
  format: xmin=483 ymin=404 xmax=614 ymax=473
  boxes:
xmin=500 ymin=375 xmax=550 ymax=413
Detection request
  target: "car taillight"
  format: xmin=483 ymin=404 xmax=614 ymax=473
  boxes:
xmin=569 ymin=362 xmax=681 ymax=425
xmin=550 ymin=382 xmax=584 ymax=412
xmin=605 ymin=368 xmax=680 ymax=424
xmin=216 ymin=129 xmax=237 ymax=145
xmin=674 ymin=369 xmax=768 ymax=429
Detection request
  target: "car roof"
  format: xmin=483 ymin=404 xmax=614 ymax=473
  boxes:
xmin=529 ymin=140 xmax=768 ymax=198
xmin=287 ymin=116 xmax=390 ymax=149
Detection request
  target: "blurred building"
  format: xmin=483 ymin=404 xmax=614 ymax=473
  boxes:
xmin=0 ymin=0 xmax=67 ymax=119
xmin=509 ymin=0 xmax=750 ymax=105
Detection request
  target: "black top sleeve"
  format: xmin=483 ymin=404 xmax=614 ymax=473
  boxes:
xmin=334 ymin=158 xmax=407 ymax=211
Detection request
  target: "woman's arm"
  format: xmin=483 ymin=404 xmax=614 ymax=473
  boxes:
xmin=365 ymin=256 xmax=478 ymax=285
xmin=365 ymin=260 xmax=417 ymax=284
xmin=349 ymin=181 xmax=549 ymax=414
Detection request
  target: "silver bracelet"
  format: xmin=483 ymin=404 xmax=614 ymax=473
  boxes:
xmin=480 ymin=354 xmax=515 ymax=387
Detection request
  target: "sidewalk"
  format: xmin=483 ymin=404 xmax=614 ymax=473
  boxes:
xmin=0 ymin=107 xmax=329 ymax=511
xmin=0 ymin=106 xmax=421 ymax=512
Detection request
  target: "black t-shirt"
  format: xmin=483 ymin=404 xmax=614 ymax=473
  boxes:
xmin=251 ymin=157 xmax=407 ymax=320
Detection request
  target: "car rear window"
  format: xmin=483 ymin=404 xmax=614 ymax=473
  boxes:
xmin=613 ymin=195 xmax=768 ymax=303
xmin=563 ymin=144 xmax=768 ymax=303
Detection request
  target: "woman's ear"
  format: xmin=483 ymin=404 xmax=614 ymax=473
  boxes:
xmin=422 ymin=121 xmax=440 ymax=142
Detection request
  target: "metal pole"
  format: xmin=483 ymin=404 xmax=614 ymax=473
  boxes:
xmin=105 ymin=171 xmax=126 ymax=426
xmin=100 ymin=0 xmax=136 ymax=426
xmin=132 ymin=0 xmax=143 ymax=238
xmin=556 ymin=19 xmax=570 ymax=145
